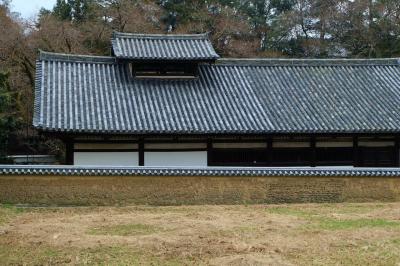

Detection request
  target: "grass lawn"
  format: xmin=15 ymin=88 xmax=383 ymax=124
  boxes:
xmin=0 ymin=203 xmax=400 ymax=265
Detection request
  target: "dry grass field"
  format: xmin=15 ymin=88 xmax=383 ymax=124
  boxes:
xmin=0 ymin=203 xmax=400 ymax=265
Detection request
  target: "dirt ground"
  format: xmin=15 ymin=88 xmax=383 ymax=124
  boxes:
xmin=0 ymin=203 xmax=400 ymax=265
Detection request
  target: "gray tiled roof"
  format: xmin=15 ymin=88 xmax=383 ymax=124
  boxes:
xmin=1 ymin=165 xmax=400 ymax=177
xmin=111 ymin=32 xmax=219 ymax=61
xmin=34 ymin=51 xmax=400 ymax=134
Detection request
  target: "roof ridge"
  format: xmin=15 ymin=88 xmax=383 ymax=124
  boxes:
xmin=39 ymin=50 xmax=116 ymax=64
xmin=112 ymin=31 xmax=210 ymax=40
xmin=216 ymin=58 xmax=400 ymax=66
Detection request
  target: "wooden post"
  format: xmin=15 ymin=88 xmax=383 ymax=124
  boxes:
xmin=266 ymin=137 xmax=272 ymax=166
xmin=139 ymin=138 xmax=144 ymax=166
xmin=353 ymin=136 xmax=359 ymax=167
xmin=310 ymin=136 xmax=316 ymax=167
xmin=65 ymin=140 xmax=74 ymax=165
xmin=395 ymin=136 xmax=400 ymax=167
xmin=207 ymin=138 xmax=212 ymax=166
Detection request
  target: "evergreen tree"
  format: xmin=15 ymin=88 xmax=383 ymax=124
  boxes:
xmin=53 ymin=0 xmax=93 ymax=22
xmin=53 ymin=0 xmax=72 ymax=20
xmin=68 ymin=0 xmax=93 ymax=22
xmin=158 ymin=0 xmax=206 ymax=32
xmin=0 ymin=72 xmax=18 ymax=163
xmin=238 ymin=0 xmax=296 ymax=51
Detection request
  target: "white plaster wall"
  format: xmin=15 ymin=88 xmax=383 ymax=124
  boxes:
xmin=144 ymin=151 xmax=207 ymax=167
xmin=74 ymin=152 xmax=139 ymax=166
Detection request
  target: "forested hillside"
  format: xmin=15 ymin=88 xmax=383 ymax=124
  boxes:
xmin=1 ymin=0 xmax=400 ymax=159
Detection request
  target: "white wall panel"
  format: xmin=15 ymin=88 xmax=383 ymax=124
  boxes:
xmin=144 ymin=151 xmax=207 ymax=166
xmin=74 ymin=152 xmax=139 ymax=166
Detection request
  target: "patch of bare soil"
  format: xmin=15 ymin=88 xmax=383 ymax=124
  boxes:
xmin=1 ymin=203 xmax=400 ymax=265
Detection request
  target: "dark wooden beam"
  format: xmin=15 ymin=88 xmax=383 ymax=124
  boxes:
xmin=39 ymin=131 xmax=400 ymax=141
xmin=74 ymin=149 xmax=139 ymax=152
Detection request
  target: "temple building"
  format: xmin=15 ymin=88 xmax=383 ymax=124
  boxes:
xmin=33 ymin=32 xmax=400 ymax=167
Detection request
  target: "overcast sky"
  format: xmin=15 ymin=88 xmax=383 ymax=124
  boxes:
xmin=10 ymin=0 xmax=56 ymax=19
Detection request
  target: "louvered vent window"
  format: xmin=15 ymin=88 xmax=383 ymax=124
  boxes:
xmin=131 ymin=62 xmax=198 ymax=79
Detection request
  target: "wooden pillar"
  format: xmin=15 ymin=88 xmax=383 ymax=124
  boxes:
xmin=310 ymin=136 xmax=316 ymax=167
xmin=139 ymin=138 xmax=144 ymax=166
xmin=353 ymin=136 xmax=359 ymax=167
xmin=207 ymin=138 xmax=212 ymax=166
xmin=266 ymin=137 xmax=272 ymax=166
xmin=65 ymin=139 xmax=74 ymax=165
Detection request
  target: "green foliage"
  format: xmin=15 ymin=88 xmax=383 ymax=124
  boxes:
xmin=158 ymin=0 xmax=206 ymax=31
xmin=237 ymin=0 xmax=296 ymax=51
xmin=38 ymin=8 xmax=52 ymax=18
xmin=53 ymin=0 xmax=93 ymax=22
xmin=53 ymin=0 xmax=72 ymax=20
xmin=0 ymin=72 xmax=19 ymax=163
xmin=45 ymin=0 xmax=400 ymax=57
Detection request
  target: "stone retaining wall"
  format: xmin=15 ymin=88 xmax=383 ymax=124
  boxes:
xmin=0 ymin=174 xmax=399 ymax=205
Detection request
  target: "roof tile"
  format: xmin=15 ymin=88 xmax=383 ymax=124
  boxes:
xmin=34 ymin=52 xmax=400 ymax=134
xmin=111 ymin=32 xmax=219 ymax=61
xmin=1 ymin=165 xmax=400 ymax=177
